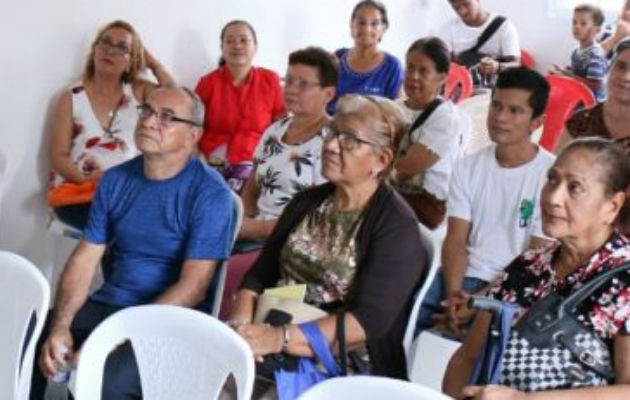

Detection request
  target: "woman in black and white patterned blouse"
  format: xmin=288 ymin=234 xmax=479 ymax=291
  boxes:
xmin=444 ymin=138 xmax=630 ymax=400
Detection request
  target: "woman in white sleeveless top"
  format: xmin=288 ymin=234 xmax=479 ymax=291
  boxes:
xmin=48 ymin=20 xmax=174 ymax=229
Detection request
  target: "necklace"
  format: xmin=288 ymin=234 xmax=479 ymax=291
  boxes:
xmin=103 ymin=94 xmax=125 ymax=138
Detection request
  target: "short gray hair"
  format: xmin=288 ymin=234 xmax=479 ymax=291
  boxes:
xmin=179 ymin=86 xmax=205 ymax=127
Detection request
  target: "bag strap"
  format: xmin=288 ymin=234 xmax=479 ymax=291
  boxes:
xmin=336 ymin=311 xmax=348 ymax=376
xmin=468 ymin=16 xmax=506 ymax=54
xmin=561 ymin=261 xmax=630 ymax=315
xmin=300 ymin=322 xmax=340 ymax=376
xmin=408 ymin=99 xmax=443 ymax=135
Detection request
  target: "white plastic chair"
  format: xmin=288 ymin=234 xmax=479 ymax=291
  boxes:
xmin=405 ymin=225 xmax=462 ymax=390
xmin=409 ymin=331 xmax=461 ymax=391
xmin=403 ymin=224 xmax=443 ymax=374
xmin=297 ymin=376 xmax=454 ymax=400
xmin=47 ymin=214 xmax=83 ymax=240
xmin=73 ymin=304 xmax=254 ymax=400
xmin=0 ymin=149 xmax=6 ymax=205
xmin=209 ymin=190 xmax=244 ymax=317
xmin=459 ymin=91 xmax=493 ymax=156
xmin=0 ymin=251 xmax=51 ymax=400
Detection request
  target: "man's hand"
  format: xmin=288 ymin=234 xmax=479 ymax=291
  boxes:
xmin=39 ymin=327 xmax=74 ymax=378
xmin=433 ymin=290 xmax=474 ymax=336
xmin=478 ymin=57 xmax=499 ymax=76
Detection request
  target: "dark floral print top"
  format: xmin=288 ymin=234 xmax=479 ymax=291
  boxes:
xmin=491 ymin=232 xmax=630 ymax=347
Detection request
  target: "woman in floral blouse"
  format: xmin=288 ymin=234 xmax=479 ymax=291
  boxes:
xmin=48 ymin=20 xmax=174 ymax=230
xmin=238 ymin=47 xmax=338 ymax=240
xmin=444 ymin=138 xmax=630 ymax=399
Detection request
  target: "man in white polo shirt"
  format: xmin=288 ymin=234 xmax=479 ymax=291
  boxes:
xmin=415 ymin=67 xmax=555 ymax=336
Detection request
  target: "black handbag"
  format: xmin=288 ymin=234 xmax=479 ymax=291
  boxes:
xmin=500 ymin=262 xmax=630 ymax=391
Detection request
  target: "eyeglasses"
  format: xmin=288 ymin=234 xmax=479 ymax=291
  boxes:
xmin=137 ymin=104 xmax=202 ymax=127
xmin=282 ymin=76 xmax=322 ymax=91
xmin=322 ymin=127 xmax=383 ymax=151
xmin=97 ymin=37 xmax=131 ymax=56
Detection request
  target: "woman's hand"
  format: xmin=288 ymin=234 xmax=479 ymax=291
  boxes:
xmin=236 ymin=323 xmax=284 ymax=361
xmin=144 ymin=48 xmax=158 ymax=71
xmin=82 ymin=169 xmax=104 ymax=182
xmin=614 ymin=19 xmax=630 ymax=40
xmin=462 ymin=385 xmax=527 ymax=400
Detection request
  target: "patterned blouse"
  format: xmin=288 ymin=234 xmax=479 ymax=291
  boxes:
xmin=491 ymin=233 xmax=630 ymax=347
xmin=49 ymin=82 xmax=139 ymax=189
xmin=565 ymin=103 xmax=630 ymax=157
xmin=278 ymin=196 xmax=364 ymax=306
xmin=253 ymin=117 xmax=327 ymax=220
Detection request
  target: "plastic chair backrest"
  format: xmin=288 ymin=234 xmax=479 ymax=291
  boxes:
xmin=408 ymin=331 xmax=461 ymax=391
xmin=298 ymin=376 xmax=454 ymax=400
xmin=74 ymin=304 xmax=254 ymax=400
xmin=459 ymin=90 xmax=494 ymax=156
xmin=208 ymin=190 xmax=244 ymax=317
xmin=444 ymin=62 xmax=474 ymax=104
xmin=403 ymin=224 xmax=443 ymax=374
xmin=540 ymin=75 xmax=596 ymax=151
xmin=0 ymin=251 xmax=51 ymax=400
xmin=0 ymin=149 xmax=6 ymax=204
xmin=521 ymin=50 xmax=536 ymax=69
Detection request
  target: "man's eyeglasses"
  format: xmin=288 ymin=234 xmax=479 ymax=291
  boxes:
xmin=322 ymin=127 xmax=383 ymax=151
xmin=282 ymin=76 xmax=322 ymax=91
xmin=137 ymin=104 xmax=202 ymax=127
xmin=97 ymin=37 xmax=131 ymax=56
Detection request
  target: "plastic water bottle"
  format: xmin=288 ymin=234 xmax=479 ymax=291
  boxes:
xmin=43 ymin=345 xmax=70 ymax=400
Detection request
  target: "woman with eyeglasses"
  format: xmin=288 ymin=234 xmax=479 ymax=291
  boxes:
xmin=195 ymin=20 xmax=285 ymax=192
xmin=327 ymin=0 xmax=403 ymax=114
xmin=48 ymin=20 xmax=174 ymax=230
xmin=229 ymin=94 xmax=426 ymax=389
xmin=238 ymin=47 xmax=337 ymax=242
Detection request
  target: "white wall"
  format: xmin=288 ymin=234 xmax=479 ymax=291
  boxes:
xmin=0 ymin=0 xmax=596 ymax=284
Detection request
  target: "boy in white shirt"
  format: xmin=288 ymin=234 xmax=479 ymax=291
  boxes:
xmin=415 ymin=67 xmax=555 ymax=335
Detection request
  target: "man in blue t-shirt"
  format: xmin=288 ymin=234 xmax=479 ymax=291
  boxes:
xmin=32 ymin=87 xmax=234 ymax=400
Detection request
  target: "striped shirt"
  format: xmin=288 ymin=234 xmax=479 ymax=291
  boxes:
xmin=570 ymin=42 xmax=607 ymax=102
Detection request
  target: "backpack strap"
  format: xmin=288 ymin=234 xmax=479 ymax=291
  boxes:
xmin=408 ymin=99 xmax=443 ymax=134
xmin=468 ymin=16 xmax=506 ymax=54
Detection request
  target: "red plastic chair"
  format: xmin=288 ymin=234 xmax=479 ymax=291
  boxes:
xmin=444 ymin=62 xmax=474 ymax=104
xmin=521 ymin=50 xmax=536 ymax=69
xmin=540 ymin=75 xmax=596 ymax=151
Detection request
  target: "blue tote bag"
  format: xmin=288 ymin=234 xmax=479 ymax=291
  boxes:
xmin=275 ymin=321 xmax=342 ymax=400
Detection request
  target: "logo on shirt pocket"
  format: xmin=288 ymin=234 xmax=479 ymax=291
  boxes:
xmin=519 ymin=199 xmax=535 ymax=228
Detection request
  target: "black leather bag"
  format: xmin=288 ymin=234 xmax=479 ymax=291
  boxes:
xmin=500 ymin=262 xmax=630 ymax=391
